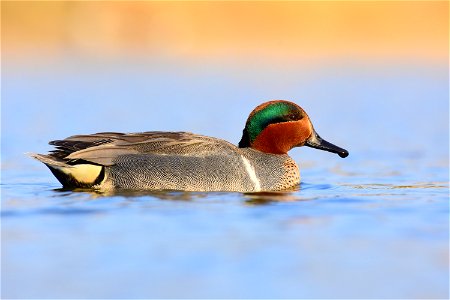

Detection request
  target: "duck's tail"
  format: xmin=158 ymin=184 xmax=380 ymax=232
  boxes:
xmin=29 ymin=153 xmax=105 ymax=188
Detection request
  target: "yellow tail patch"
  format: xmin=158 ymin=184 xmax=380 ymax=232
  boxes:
xmin=56 ymin=164 xmax=103 ymax=184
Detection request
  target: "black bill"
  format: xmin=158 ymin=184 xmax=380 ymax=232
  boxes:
xmin=305 ymin=131 xmax=349 ymax=158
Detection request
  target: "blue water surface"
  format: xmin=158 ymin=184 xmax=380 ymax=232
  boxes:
xmin=2 ymin=56 xmax=449 ymax=298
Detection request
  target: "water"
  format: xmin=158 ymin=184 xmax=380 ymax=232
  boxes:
xmin=2 ymin=57 xmax=449 ymax=298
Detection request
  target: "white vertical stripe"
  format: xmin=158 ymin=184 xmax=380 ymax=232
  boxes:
xmin=240 ymin=155 xmax=261 ymax=192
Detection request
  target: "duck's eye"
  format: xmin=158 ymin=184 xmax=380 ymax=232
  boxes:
xmin=288 ymin=114 xmax=298 ymax=120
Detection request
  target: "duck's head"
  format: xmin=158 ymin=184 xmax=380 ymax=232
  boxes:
xmin=238 ymin=100 xmax=349 ymax=157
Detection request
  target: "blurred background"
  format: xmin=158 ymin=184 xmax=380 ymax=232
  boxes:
xmin=2 ymin=1 xmax=449 ymax=299
xmin=3 ymin=1 xmax=448 ymax=61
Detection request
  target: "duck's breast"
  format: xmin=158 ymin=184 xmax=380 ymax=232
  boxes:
xmin=240 ymin=148 xmax=300 ymax=191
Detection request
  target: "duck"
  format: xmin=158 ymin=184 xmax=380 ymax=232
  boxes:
xmin=31 ymin=100 xmax=348 ymax=192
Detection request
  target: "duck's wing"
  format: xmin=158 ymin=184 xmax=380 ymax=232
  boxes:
xmin=48 ymin=131 xmax=237 ymax=166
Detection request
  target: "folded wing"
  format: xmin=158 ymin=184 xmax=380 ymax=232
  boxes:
xmin=49 ymin=131 xmax=236 ymax=166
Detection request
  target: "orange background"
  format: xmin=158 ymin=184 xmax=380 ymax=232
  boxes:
xmin=3 ymin=1 xmax=448 ymax=64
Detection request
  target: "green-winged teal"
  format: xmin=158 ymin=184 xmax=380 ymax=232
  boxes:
xmin=31 ymin=100 xmax=348 ymax=192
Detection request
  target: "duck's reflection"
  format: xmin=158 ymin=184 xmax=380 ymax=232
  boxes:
xmin=52 ymin=184 xmax=304 ymax=205
xmin=53 ymin=187 xmax=213 ymax=201
xmin=243 ymin=187 xmax=301 ymax=205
